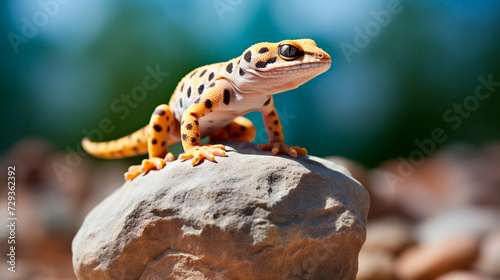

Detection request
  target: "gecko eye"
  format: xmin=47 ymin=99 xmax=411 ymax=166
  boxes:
xmin=278 ymin=44 xmax=302 ymax=60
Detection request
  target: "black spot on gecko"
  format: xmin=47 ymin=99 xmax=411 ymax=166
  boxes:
xmin=256 ymin=57 xmax=277 ymax=68
xmin=255 ymin=61 xmax=267 ymax=68
xmin=209 ymin=82 xmax=216 ymax=88
xmin=223 ymin=89 xmax=230 ymax=105
xmin=161 ymin=141 xmax=165 ymax=147
xmin=240 ymin=125 xmax=246 ymax=131
xmin=190 ymin=71 xmax=197 ymax=78
xmin=239 ymin=68 xmax=245 ymax=76
xmin=191 ymin=137 xmax=197 ymax=143
xmin=152 ymin=139 xmax=158 ymax=145
xmin=208 ymin=72 xmax=214 ymax=81
xmin=205 ymin=99 xmax=213 ymax=109
xmin=244 ymin=50 xmax=252 ymax=62
xmin=186 ymin=123 xmax=193 ymax=130
xmin=153 ymin=124 xmax=162 ymax=132
xmin=274 ymin=131 xmax=279 ymax=136
xmin=154 ymin=109 xmax=165 ymax=116
xmin=199 ymin=69 xmax=207 ymax=78
xmin=274 ymin=120 xmax=278 ymax=125
xmin=194 ymin=120 xmax=199 ymax=125
xmin=263 ymin=97 xmax=271 ymax=106
xmin=187 ymin=87 xmax=192 ymax=97
xmin=226 ymin=62 xmax=233 ymax=74
xmin=233 ymin=133 xmax=241 ymax=138
xmin=266 ymin=56 xmax=277 ymax=65
xmin=167 ymin=126 xmax=170 ymax=132
xmin=181 ymin=83 xmax=184 ymax=92
xmin=194 ymin=97 xmax=201 ymax=104
xmin=258 ymin=47 xmax=269 ymax=54
xmin=182 ymin=134 xmax=187 ymax=141
xmin=190 ymin=112 xmax=199 ymax=118
xmin=179 ymin=98 xmax=183 ymax=108
xmin=198 ymin=84 xmax=204 ymax=95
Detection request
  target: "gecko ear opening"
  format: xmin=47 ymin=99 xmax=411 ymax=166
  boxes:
xmin=278 ymin=44 xmax=303 ymax=61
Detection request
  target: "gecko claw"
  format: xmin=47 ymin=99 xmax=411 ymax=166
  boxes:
xmin=258 ymin=142 xmax=307 ymax=158
xmin=179 ymin=144 xmax=226 ymax=165
xmin=124 ymin=153 xmax=174 ymax=180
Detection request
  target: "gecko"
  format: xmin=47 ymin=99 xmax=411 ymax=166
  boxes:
xmin=82 ymin=39 xmax=331 ymax=180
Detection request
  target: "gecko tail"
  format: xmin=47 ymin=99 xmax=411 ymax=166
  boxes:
xmin=82 ymin=126 xmax=149 ymax=159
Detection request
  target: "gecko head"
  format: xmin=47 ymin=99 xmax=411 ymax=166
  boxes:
xmin=236 ymin=39 xmax=331 ymax=94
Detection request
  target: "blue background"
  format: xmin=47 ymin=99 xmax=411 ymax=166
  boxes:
xmin=2 ymin=0 xmax=500 ymax=166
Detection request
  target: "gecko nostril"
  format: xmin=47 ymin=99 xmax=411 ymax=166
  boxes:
xmin=316 ymin=53 xmax=324 ymax=59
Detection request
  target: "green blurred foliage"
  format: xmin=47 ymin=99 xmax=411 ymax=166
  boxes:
xmin=1 ymin=0 xmax=499 ymax=167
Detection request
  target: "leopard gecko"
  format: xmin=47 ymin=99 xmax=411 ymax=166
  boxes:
xmin=82 ymin=39 xmax=331 ymax=180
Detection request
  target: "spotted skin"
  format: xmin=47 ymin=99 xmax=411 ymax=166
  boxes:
xmin=82 ymin=39 xmax=331 ymax=180
xmin=209 ymin=116 xmax=256 ymax=142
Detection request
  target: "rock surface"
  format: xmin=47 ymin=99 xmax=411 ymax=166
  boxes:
xmin=72 ymin=141 xmax=369 ymax=280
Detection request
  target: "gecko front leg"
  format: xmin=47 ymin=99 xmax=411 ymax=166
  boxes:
xmin=257 ymin=96 xmax=307 ymax=158
xmin=124 ymin=104 xmax=175 ymax=180
xmin=178 ymin=79 xmax=231 ymax=165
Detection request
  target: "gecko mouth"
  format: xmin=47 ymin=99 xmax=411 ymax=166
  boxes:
xmin=271 ymin=62 xmax=330 ymax=72
xmin=248 ymin=61 xmax=331 ymax=78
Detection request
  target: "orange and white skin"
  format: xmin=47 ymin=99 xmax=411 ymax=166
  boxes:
xmin=82 ymin=39 xmax=332 ymax=180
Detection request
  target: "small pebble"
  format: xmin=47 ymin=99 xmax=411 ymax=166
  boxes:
xmin=436 ymin=270 xmax=496 ymax=280
xmin=356 ymin=248 xmax=393 ymax=280
xmin=475 ymin=229 xmax=500 ymax=278
xmin=363 ymin=217 xmax=415 ymax=255
xmin=394 ymin=234 xmax=480 ymax=280
xmin=416 ymin=207 xmax=500 ymax=244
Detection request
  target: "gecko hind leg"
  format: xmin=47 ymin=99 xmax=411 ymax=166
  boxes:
xmin=208 ymin=116 xmax=256 ymax=142
xmin=125 ymin=105 xmax=175 ymax=180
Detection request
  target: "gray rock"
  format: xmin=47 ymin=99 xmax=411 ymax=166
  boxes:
xmin=72 ymin=141 xmax=369 ymax=280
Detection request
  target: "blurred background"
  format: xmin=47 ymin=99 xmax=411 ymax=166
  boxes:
xmin=1 ymin=0 xmax=499 ymax=279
